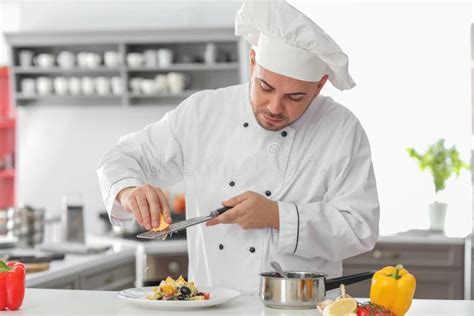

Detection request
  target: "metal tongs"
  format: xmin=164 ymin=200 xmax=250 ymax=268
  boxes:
xmin=137 ymin=206 xmax=231 ymax=240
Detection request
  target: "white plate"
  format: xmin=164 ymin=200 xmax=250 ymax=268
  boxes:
xmin=118 ymin=286 xmax=240 ymax=310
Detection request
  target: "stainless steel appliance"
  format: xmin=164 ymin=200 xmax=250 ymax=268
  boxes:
xmin=7 ymin=204 xmax=45 ymax=247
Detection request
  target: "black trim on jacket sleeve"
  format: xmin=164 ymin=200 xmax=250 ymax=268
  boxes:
xmin=294 ymin=204 xmax=300 ymax=253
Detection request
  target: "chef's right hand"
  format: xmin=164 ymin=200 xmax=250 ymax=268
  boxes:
xmin=116 ymin=184 xmax=171 ymax=230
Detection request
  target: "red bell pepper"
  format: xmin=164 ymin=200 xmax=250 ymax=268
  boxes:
xmin=0 ymin=261 xmax=25 ymax=311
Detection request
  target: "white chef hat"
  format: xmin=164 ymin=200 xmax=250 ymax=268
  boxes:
xmin=235 ymin=0 xmax=355 ymax=90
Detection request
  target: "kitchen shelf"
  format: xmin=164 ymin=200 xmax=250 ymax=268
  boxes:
xmin=0 ymin=169 xmax=14 ymax=178
xmin=129 ymin=90 xmax=199 ymax=99
xmin=15 ymin=94 xmax=123 ymax=106
xmin=126 ymin=63 xmax=239 ymax=72
xmin=14 ymin=67 xmax=122 ymax=75
xmin=16 ymin=94 xmax=122 ymax=100
xmin=5 ymin=28 xmax=247 ymax=107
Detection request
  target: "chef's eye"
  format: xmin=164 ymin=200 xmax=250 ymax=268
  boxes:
xmin=288 ymin=95 xmax=304 ymax=102
xmin=259 ymin=83 xmax=273 ymax=92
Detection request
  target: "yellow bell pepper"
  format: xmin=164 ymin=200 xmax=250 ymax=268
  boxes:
xmin=370 ymin=264 xmax=416 ymax=316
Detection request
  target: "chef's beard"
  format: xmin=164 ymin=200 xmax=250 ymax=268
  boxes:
xmin=248 ymin=83 xmax=315 ymax=132
xmin=254 ymin=111 xmax=289 ymax=131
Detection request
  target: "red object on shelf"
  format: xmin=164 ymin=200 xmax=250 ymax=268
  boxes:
xmin=0 ymin=170 xmax=14 ymax=178
xmin=0 ymin=119 xmax=15 ymax=129
xmin=0 ymin=66 xmax=15 ymax=208
xmin=0 ymin=125 xmax=14 ymax=156
xmin=0 ymin=67 xmax=12 ymax=119
xmin=0 ymin=175 xmax=14 ymax=208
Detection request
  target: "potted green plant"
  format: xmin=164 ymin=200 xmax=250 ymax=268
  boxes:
xmin=407 ymin=139 xmax=470 ymax=232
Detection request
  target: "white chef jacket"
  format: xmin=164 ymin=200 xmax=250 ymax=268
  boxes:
xmin=97 ymin=82 xmax=379 ymax=294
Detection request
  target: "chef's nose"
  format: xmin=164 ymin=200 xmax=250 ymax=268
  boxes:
xmin=266 ymin=97 xmax=284 ymax=115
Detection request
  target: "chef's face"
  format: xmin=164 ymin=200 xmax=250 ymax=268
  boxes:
xmin=249 ymin=49 xmax=328 ymax=131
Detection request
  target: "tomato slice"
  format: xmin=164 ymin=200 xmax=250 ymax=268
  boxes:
xmin=203 ymin=292 xmax=210 ymax=300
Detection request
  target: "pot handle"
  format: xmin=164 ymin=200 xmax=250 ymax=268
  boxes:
xmin=325 ymin=271 xmax=375 ymax=291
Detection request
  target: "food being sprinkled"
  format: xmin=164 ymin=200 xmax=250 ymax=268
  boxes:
xmin=150 ymin=213 xmax=170 ymax=232
xmin=146 ymin=276 xmax=210 ymax=301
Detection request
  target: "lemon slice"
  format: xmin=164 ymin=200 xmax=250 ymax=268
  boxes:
xmin=324 ymin=298 xmax=357 ymax=316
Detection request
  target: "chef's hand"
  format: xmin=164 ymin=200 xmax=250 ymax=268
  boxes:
xmin=206 ymin=191 xmax=279 ymax=230
xmin=116 ymin=184 xmax=171 ymax=230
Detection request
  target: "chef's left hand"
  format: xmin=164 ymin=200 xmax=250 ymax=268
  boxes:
xmin=206 ymin=191 xmax=279 ymax=230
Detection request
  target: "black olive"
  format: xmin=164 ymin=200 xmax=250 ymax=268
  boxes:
xmin=196 ymin=292 xmax=204 ymax=296
xmin=177 ymin=295 xmax=185 ymax=300
xmin=180 ymin=286 xmax=191 ymax=296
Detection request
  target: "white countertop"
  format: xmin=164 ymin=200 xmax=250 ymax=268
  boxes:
xmin=25 ymin=238 xmax=136 ymax=287
xmin=378 ymin=230 xmax=468 ymax=245
xmin=7 ymin=289 xmax=474 ymax=316
xmin=23 ymin=235 xmax=187 ymax=287
xmin=16 ymin=232 xmax=470 ymax=288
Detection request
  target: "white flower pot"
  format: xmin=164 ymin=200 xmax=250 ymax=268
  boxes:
xmin=429 ymin=202 xmax=447 ymax=232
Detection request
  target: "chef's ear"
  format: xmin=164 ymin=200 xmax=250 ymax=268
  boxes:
xmin=315 ymin=75 xmax=329 ymax=93
xmin=249 ymin=48 xmax=256 ymax=67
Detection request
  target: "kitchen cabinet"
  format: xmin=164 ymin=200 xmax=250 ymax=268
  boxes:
xmin=5 ymin=28 xmax=247 ymax=107
xmin=144 ymin=254 xmax=188 ymax=286
xmin=79 ymin=257 xmax=136 ymax=290
xmin=31 ymin=256 xmax=136 ymax=291
xmin=343 ymin=238 xmax=465 ymax=299
xmin=471 ymin=234 xmax=473 ymax=299
xmin=35 ymin=275 xmax=79 ymax=290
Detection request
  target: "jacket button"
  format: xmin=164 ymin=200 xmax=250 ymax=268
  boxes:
xmin=243 ymin=122 xmax=249 ymax=127
xmin=219 ymin=244 xmax=224 ymax=250
xmin=281 ymin=131 xmax=287 ymax=137
xmin=229 ymin=181 xmax=235 ymax=187
xmin=249 ymin=247 xmax=255 ymax=253
xmin=265 ymin=190 xmax=271 ymax=197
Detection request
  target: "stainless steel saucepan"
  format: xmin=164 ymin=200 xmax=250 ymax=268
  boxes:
xmin=260 ymin=269 xmax=374 ymax=309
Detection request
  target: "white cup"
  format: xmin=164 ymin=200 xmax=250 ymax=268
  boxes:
xmin=140 ymin=79 xmax=157 ymax=95
xmin=110 ymin=76 xmax=122 ymax=95
xmin=36 ymin=77 xmax=53 ymax=95
xmin=77 ymin=53 xmax=101 ymax=68
xmin=167 ymin=72 xmax=189 ymax=94
xmin=81 ymin=77 xmax=95 ymax=95
xmin=155 ymin=74 xmax=168 ymax=93
xmin=21 ymin=78 xmax=36 ymax=95
xmin=204 ymin=43 xmax=217 ymax=64
xmin=143 ymin=49 xmax=157 ymax=67
xmin=53 ymin=77 xmax=69 ymax=95
xmin=127 ymin=53 xmax=144 ymax=68
xmin=129 ymin=78 xmax=142 ymax=94
xmin=19 ymin=50 xmax=34 ymax=67
xmin=57 ymin=51 xmax=75 ymax=69
xmin=69 ymin=77 xmax=81 ymax=95
xmin=34 ymin=54 xmax=55 ymax=68
xmin=104 ymin=51 xmax=121 ymax=68
xmin=77 ymin=52 xmax=89 ymax=68
xmin=157 ymin=49 xmax=173 ymax=67
xmin=86 ymin=53 xmax=101 ymax=68
xmin=95 ymin=77 xmax=110 ymax=95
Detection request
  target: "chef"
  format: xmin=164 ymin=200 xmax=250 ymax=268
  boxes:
xmin=97 ymin=0 xmax=379 ymax=294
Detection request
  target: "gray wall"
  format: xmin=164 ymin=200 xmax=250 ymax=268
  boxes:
xmin=16 ymin=1 xmax=239 ymax=30
xmin=13 ymin=1 xmax=240 ymax=235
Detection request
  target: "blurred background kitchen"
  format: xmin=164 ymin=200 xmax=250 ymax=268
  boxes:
xmin=0 ymin=0 xmax=472 ymax=300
